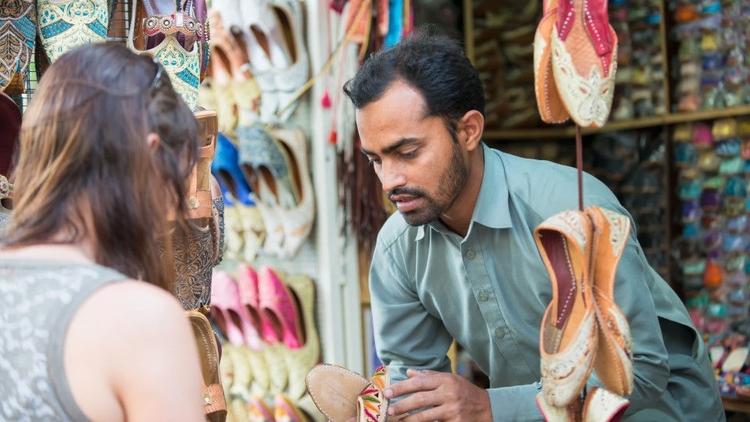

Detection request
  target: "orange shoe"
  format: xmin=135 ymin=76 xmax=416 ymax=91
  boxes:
xmin=550 ymin=0 xmax=618 ymax=128
xmin=582 ymin=387 xmax=629 ymax=422
xmin=585 ymin=206 xmax=634 ymax=397
xmin=534 ymin=210 xmax=598 ymax=407
xmin=534 ymin=0 xmax=569 ymax=124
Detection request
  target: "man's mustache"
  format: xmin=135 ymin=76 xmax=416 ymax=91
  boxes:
xmin=387 ymin=188 xmax=427 ymax=203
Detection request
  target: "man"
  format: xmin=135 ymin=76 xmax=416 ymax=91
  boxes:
xmin=344 ymin=33 xmax=724 ymax=421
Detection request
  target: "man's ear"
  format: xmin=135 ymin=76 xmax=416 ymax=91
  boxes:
xmin=458 ymin=110 xmax=484 ymax=152
xmin=147 ymin=133 xmax=160 ymax=152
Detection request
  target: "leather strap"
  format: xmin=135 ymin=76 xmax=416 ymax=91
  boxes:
xmin=202 ymin=383 xmax=227 ymax=415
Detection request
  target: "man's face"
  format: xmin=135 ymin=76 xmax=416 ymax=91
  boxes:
xmin=357 ymin=80 xmax=469 ymax=226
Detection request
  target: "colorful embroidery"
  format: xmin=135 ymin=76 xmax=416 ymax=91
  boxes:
xmin=37 ymin=0 xmax=108 ymax=63
xmin=0 ymin=0 xmax=35 ymax=94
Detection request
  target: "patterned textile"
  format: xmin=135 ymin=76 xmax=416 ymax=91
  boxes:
xmin=36 ymin=0 xmax=108 ymax=63
xmin=0 ymin=262 xmax=125 ymax=420
xmin=0 ymin=0 xmax=35 ymax=94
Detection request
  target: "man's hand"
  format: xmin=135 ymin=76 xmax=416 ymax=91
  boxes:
xmin=384 ymin=369 xmax=492 ymax=422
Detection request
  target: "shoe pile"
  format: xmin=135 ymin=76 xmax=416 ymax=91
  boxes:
xmin=672 ymin=0 xmax=750 ymax=112
xmin=674 ymin=117 xmax=750 ymax=337
xmin=211 ymin=264 xmax=323 ymax=421
xmin=534 ymin=207 xmax=634 ymax=421
xmin=608 ymin=0 xmax=666 ymax=120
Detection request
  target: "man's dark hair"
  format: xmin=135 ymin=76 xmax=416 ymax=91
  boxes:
xmin=343 ymin=32 xmax=485 ymax=139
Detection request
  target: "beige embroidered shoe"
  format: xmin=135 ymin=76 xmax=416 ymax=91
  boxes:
xmin=534 ymin=210 xmax=598 ymax=407
xmin=585 ymin=206 xmax=634 ymax=397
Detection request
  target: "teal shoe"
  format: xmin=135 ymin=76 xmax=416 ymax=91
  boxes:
xmin=0 ymin=0 xmax=35 ymax=94
xmin=37 ymin=0 xmax=108 ymax=63
xmin=720 ymin=156 xmax=744 ymax=175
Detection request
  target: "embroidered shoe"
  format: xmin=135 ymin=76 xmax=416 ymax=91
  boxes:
xmin=0 ymin=0 xmax=35 ymax=94
xmin=128 ymin=0 xmax=202 ymax=110
xmin=550 ymin=0 xmax=618 ymax=128
xmin=306 ymin=364 xmax=396 ymax=422
xmin=534 ymin=0 xmax=569 ymax=124
xmin=36 ymin=0 xmax=108 ymax=63
xmin=585 ymin=206 xmax=634 ymax=397
xmin=534 ymin=210 xmax=598 ymax=407
xmin=582 ymin=387 xmax=629 ymax=422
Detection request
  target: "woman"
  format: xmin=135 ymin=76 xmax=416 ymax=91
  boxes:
xmin=0 ymin=43 xmax=205 ymax=421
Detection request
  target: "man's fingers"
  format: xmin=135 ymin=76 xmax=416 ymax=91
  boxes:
xmin=387 ymin=391 xmax=440 ymax=417
xmin=385 ymin=372 xmax=442 ymax=399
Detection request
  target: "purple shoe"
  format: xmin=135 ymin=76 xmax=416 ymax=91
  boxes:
xmin=700 ymin=189 xmax=722 ymax=210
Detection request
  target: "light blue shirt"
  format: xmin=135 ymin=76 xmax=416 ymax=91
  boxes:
xmin=369 ymin=144 xmax=724 ymax=421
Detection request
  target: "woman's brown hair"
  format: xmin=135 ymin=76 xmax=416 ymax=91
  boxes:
xmin=2 ymin=42 xmax=198 ymax=288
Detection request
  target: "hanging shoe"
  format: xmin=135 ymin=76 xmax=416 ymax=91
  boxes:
xmin=270 ymin=0 xmax=309 ymax=123
xmin=550 ymin=0 xmax=618 ymax=128
xmin=36 ymin=0 xmax=107 ymax=63
xmin=0 ymin=0 xmax=35 ymax=95
xmin=0 ymin=92 xmax=21 ymax=175
xmin=280 ymin=273 xmax=320 ymax=400
xmin=128 ymin=0 xmax=203 ymax=110
xmin=187 ymin=310 xmax=229 ymax=422
xmin=534 ymin=210 xmax=598 ymax=408
xmin=533 ymin=0 xmax=569 ymax=124
xmin=585 ymin=206 xmax=634 ymax=397
xmin=581 ymin=387 xmax=629 ymax=422
xmin=272 ymin=128 xmax=314 ymax=257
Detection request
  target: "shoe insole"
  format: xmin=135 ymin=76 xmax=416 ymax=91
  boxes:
xmin=539 ymin=230 xmax=586 ymax=353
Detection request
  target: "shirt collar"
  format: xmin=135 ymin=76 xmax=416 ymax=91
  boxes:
xmin=414 ymin=143 xmax=512 ymax=241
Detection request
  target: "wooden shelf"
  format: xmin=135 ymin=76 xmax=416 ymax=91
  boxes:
xmin=723 ymin=397 xmax=750 ymax=414
xmin=484 ymin=105 xmax=750 ymax=141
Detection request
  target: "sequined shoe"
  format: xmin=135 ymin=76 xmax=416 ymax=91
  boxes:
xmin=534 ymin=210 xmax=598 ymax=407
xmin=36 ymin=0 xmax=108 ymax=63
xmin=0 ymin=0 xmax=35 ymax=94
xmin=127 ymin=0 xmax=203 ymax=110
xmin=582 ymin=387 xmax=629 ymax=422
xmin=550 ymin=0 xmax=618 ymax=127
xmin=585 ymin=206 xmax=634 ymax=397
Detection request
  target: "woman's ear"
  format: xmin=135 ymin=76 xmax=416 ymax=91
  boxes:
xmin=459 ymin=110 xmax=484 ymax=152
xmin=147 ymin=133 xmax=160 ymax=152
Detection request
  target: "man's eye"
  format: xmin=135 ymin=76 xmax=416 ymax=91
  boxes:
xmin=368 ymin=158 xmax=381 ymax=166
xmin=400 ymin=150 xmax=418 ymax=159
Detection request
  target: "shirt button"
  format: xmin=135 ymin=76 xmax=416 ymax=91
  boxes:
xmin=478 ymin=291 xmax=489 ymax=302
xmin=495 ymin=327 xmax=505 ymax=338
xmin=465 ymin=250 xmax=476 ymax=260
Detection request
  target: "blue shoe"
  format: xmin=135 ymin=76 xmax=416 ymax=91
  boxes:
xmin=679 ymin=179 xmax=702 ymax=199
xmin=716 ymin=138 xmax=741 ymax=156
xmin=212 ymin=133 xmax=255 ymax=206
xmin=726 ymin=176 xmax=746 ymax=197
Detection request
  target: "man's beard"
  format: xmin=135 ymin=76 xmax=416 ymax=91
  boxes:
xmin=387 ymin=142 xmax=468 ymax=226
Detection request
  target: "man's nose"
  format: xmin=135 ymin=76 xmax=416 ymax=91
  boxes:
xmin=379 ymin=160 xmax=406 ymax=193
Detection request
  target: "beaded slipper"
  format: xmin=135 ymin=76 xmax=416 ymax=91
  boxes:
xmin=534 ymin=210 xmax=598 ymax=407
xmin=534 ymin=0 xmax=569 ymax=124
xmin=550 ymin=0 xmax=618 ymax=127
xmin=585 ymin=206 xmax=633 ymax=397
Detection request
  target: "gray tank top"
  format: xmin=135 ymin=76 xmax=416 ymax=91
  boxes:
xmin=0 ymin=260 xmax=127 ymax=421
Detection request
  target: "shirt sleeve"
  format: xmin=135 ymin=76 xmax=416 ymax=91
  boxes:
xmin=487 ymin=382 xmax=543 ymax=421
xmin=583 ymin=201 xmax=670 ymax=414
xmin=369 ymin=238 xmax=454 ymax=384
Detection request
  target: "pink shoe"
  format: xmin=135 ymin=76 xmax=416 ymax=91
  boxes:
xmin=210 ymin=271 xmax=262 ymax=349
xmin=258 ymin=266 xmax=304 ymax=349
xmin=236 ymin=263 xmax=276 ymax=346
